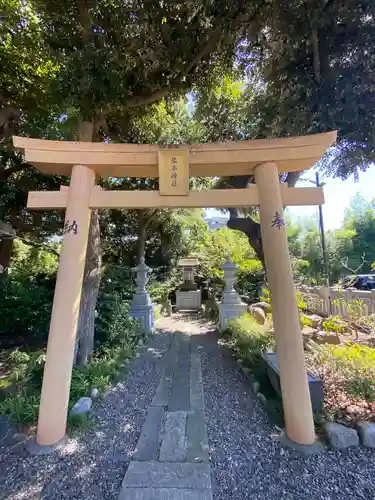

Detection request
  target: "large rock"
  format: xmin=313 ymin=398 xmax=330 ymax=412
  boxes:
xmin=315 ymin=331 xmax=340 ymax=345
xmin=324 ymin=422 xmax=359 ymax=449
xmin=90 ymin=388 xmax=99 ymax=400
xmin=301 ymin=326 xmax=318 ymax=342
xmin=249 ymin=306 xmax=266 ymax=325
xmin=70 ymin=397 xmax=92 ymax=416
xmin=356 ymin=422 xmax=375 ymax=448
xmin=251 ymin=301 xmax=272 ymax=314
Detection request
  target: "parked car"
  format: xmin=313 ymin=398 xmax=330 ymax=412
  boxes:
xmin=341 ymin=274 xmax=375 ymax=290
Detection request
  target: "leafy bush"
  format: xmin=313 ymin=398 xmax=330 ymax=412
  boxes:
xmin=67 ymin=413 xmax=92 ymax=431
xmin=236 ymin=260 xmax=265 ymax=302
xmin=0 ymin=278 xmax=54 ymax=342
xmin=0 ymin=301 xmax=141 ymax=426
xmin=5 ymin=349 xmax=46 ymax=389
xmin=300 ymin=315 xmax=314 ymax=328
xmin=306 ymin=342 xmax=375 ymax=423
xmin=0 ymin=391 xmax=40 ymax=424
xmin=148 ymin=275 xmax=180 ymax=303
xmin=227 ymin=314 xmax=275 ymax=366
xmin=0 ymin=241 xmax=57 ymax=346
xmin=95 ymin=292 xmax=143 ymax=347
xmin=322 ymin=315 xmax=347 ymax=334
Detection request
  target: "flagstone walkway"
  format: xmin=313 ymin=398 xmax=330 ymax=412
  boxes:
xmin=119 ymin=321 xmax=211 ymax=500
xmin=1 ymin=313 xmax=375 ymax=500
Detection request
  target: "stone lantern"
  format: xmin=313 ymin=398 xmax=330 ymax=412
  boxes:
xmin=176 ymin=256 xmax=202 ymax=311
xmin=218 ymin=256 xmax=247 ymax=331
xmin=129 ymin=257 xmax=155 ymax=333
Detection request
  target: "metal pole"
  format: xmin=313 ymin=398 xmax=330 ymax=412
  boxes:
xmin=316 ymin=173 xmax=332 ymax=314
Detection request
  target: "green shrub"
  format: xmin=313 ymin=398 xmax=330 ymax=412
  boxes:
xmin=0 ymin=266 xmax=143 ymax=427
xmin=300 ymin=315 xmax=314 ymax=328
xmin=148 ymin=281 xmax=174 ymax=303
xmin=227 ymin=314 xmax=275 ymax=366
xmin=67 ymin=413 xmax=92 ymax=431
xmin=236 ymin=260 xmax=265 ymax=302
xmin=0 ymin=391 xmax=40 ymax=424
xmin=306 ymin=342 xmax=375 ymax=423
xmin=5 ymin=349 xmax=46 ymax=389
xmin=95 ymin=293 xmax=143 ymax=347
xmin=9 ymin=350 xmax=31 ymax=365
xmin=321 ymin=315 xmax=346 ymax=334
xmin=0 ymin=278 xmax=54 ymax=341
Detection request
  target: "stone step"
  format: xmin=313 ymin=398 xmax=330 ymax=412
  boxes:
xmin=133 ymin=406 xmax=164 ymax=461
xmin=121 ymin=462 xmax=211 ymax=489
xmin=159 ymin=411 xmax=187 ymax=462
xmin=119 ymin=488 xmax=212 ymax=500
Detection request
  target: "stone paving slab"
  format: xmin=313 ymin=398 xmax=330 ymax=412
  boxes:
xmin=152 ymin=376 xmax=173 ymax=407
xmin=190 ymin=352 xmax=204 ymax=413
xmin=119 ymin=488 xmax=212 ymax=500
xmin=186 ymin=411 xmax=209 ymax=463
xmin=159 ymin=411 xmax=187 ymax=462
xmin=168 ymin=335 xmax=191 ymax=412
xmin=133 ymin=406 xmax=165 ymax=461
xmin=122 ymin=462 xmax=211 ymax=489
xmin=152 ymin=334 xmax=180 ymax=406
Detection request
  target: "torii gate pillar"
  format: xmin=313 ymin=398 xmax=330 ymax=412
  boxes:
xmin=255 ymin=162 xmax=315 ymax=445
xmin=36 ymin=164 xmax=95 ymax=448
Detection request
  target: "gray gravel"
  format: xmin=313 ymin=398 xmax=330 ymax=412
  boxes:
xmin=197 ymin=328 xmax=375 ymax=500
xmin=0 ymin=330 xmax=173 ymax=500
xmin=2 ymin=315 xmax=375 ymax=500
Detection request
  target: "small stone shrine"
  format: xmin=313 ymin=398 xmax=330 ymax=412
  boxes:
xmin=218 ymin=256 xmax=247 ymax=331
xmin=176 ymin=256 xmax=202 ymax=311
xmin=130 ymin=257 xmax=155 ymax=333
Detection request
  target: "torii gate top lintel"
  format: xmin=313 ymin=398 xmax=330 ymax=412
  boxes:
xmin=13 ymin=131 xmax=337 ymax=210
xmin=13 ymin=131 xmax=337 ymax=179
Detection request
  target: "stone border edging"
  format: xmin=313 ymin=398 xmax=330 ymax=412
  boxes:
xmin=237 ymin=357 xmax=375 ymax=451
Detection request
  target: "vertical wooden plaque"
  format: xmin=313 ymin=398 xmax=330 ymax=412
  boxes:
xmin=158 ymin=149 xmax=189 ymax=196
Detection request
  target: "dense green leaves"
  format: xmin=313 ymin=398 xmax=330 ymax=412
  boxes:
xmin=247 ymin=0 xmax=375 ymax=177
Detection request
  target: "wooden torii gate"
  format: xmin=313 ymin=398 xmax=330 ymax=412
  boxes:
xmin=13 ymin=131 xmax=336 ymax=452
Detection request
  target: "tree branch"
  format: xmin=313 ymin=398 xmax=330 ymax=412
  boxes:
xmin=1 ymin=164 xmax=24 ymax=179
xmin=340 ymin=254 xmax=366 ymax=275
xmin=286 ymin=171 xmax=301 ymax=187
xmin=311 ymin=27 xmax=321 ymax=84
xmin=17 ymin=236 xmax=60 ymax=256
xmin=9 ymin=218 xmax=61 ymax=234
xmin=124 ymin=84 xmax=188 ymax=109
xmin=227 ymin=212 xmax=265 ymax=267
xmin=123 ymin=9 xmax=255 ymax=110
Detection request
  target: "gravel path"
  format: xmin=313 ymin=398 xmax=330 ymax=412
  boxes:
xmin=0 ymin=330 xmax=173 ymax=500
xmin=197 ymin=325 xmax=375 ymax=500
xmin=1 ymin=314 xmax=375 ymax=500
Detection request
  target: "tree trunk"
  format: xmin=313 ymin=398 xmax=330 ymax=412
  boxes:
xmin=137 ymin=210 xmax=147 ymax=262
xmin=75 ymin=119 xmax=102 ymax=366
xmin=76 ymin=209 xmax=102 ymax=366
xmin=226 ymin=173 xmax=301 ymax=272
xmin=227 ymin=211 xmax=265 ymax=268
xmin=0 ymin=237 xmax=13 ymax=282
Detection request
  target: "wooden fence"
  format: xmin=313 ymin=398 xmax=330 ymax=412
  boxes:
xmin=299 ymin=286 xmax=375 ymax=318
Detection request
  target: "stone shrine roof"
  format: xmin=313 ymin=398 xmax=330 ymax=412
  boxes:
xmin=178 ymin=257 xmax=199 ymax=267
